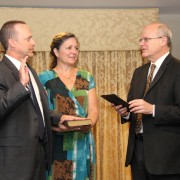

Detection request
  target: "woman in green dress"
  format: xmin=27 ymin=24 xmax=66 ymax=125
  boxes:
xmin=39 ymin=32 xmax=99 ymax=180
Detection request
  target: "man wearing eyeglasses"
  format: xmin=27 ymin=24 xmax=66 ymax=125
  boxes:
xmin=114 ymin=22 xmax=180 ymax=180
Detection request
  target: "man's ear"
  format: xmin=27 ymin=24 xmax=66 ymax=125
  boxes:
xmin=8 ymin=38 xmax=16 ymax=48
xmin=161 ymin=36 xmax=168 ymax=47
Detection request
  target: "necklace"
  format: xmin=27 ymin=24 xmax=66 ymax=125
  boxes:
xmin=56 ymin=68 xmax=74 ymax=80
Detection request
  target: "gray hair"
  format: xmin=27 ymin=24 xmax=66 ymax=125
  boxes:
xmin=156 ymin=23 xmax=172 ymax=48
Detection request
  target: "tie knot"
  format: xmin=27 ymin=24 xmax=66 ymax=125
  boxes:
xmin=150 ymin=64 xmax=156 ymax=71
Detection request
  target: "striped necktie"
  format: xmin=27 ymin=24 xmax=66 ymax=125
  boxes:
xmin=135 ymin=64 xmax=156 ymax=134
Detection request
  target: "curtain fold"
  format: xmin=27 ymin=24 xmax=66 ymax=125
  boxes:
xmin=0 ymin=50 xmax=143 ymax=179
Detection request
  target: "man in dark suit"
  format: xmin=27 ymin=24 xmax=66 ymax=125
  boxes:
xmin=0 ymin=20 xmax=53 ymax=180
xmin=114 ymin=22 xmax=180 ymax=180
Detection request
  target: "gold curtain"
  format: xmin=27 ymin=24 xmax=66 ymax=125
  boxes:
xmin=0 ymin=50 xmax=145 ymax=179
xmin=27 ymin=50 xmax=142 ymax=180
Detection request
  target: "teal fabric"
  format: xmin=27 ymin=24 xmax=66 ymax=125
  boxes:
xmin=39 ymin=69 xmax=96 ymax=180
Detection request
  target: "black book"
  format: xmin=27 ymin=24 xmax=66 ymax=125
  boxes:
xmin=101 ymin=94 xmax=130 ymax=111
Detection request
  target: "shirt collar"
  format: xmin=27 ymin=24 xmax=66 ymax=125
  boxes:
xmin=5 ymin=54 xmax=21 ymax=70
xmin=152 ymin=52 xmax=169 ymax=69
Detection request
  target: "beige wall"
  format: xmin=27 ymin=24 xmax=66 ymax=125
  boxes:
xmin=0 ymin=7 xmax=158 ymax=52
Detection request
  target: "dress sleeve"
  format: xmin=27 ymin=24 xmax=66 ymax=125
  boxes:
xmin=39 ymin=71 xmax=62 ymax=126
xmin=38 ymin=70 xmax=53 ymax=87
xmin=89 ymin=73 xmax=96 ymax=90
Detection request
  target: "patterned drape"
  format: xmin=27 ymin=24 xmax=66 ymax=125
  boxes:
xmin=1 ymin=50 xmax=143 ymax=180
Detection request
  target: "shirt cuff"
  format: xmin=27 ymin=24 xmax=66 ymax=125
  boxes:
xmin=152 ymin=105 xmax=155 ymax=117
xmin=122 ymin=112 xmax=130 ymax=119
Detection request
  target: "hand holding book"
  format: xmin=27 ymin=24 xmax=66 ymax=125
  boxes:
xmin=63 ymin=118 xmax=92 ymax=133
xmin=52 ymin=115 xmax=92 ymax=133
xmin=101 ymin=94 xmax=130 ymax=111
xmin=63 ymin=119 xmax=92 ymax=127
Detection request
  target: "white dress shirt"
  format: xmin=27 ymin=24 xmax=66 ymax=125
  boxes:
xmin=123 ymin=52 xmax=170 ymax=133
xmin=5 ymin=54 xmax=45 ymax=125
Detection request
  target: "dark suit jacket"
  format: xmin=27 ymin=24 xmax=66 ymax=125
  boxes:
xmin=0 ymin=56 xmax=52 ymax=180
xmin=122 ymin=54 xmax=180 ymax=175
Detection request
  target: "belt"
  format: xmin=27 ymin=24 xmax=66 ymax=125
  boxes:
xmin=135 ymin=133 xmax=143 ymax=141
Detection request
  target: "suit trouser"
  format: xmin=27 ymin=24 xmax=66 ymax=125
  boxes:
xmin=131 ymin=136 xmax=180 ymax=180
xmin=33 ymin=139 xmax=46 ymax=180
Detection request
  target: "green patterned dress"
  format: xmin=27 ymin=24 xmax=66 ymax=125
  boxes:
xmin=39 ymin=69 xmax=96 ymax=180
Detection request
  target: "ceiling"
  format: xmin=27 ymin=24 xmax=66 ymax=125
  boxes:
xmin=0 ymin=0 xmax=180 ymax=15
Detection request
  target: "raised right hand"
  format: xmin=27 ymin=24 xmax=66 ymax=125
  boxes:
xmin=19 ymin=56 xmax=29 ymax=87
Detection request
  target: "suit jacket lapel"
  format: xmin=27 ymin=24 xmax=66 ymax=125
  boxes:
xmin=27 ymin=64 xmax=49 ymax=118
xmin=138 ymin=63 xmax=150 ymax=98
xmin=2 ymin=56 xmax=19 ymax=81
xmin=145 ymin=54 xmax=171 ymax=95
xmin=27 ymin=65 xmax=43 ymax=96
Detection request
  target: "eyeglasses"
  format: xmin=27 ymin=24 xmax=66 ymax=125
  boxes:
xmin=139 ymin=37 xmax=162 ymax=43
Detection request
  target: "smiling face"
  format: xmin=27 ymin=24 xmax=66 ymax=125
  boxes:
xmin=139 ymin=23 xmax=169 ymax=62
xmin=54 ymin=37 xmax=79 ymax=66
xmin=10 ymin=23 xmax=36 ymax=60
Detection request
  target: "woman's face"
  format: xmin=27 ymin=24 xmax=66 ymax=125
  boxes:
xmin=55 ymin=37 xmax=79 ymax=66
